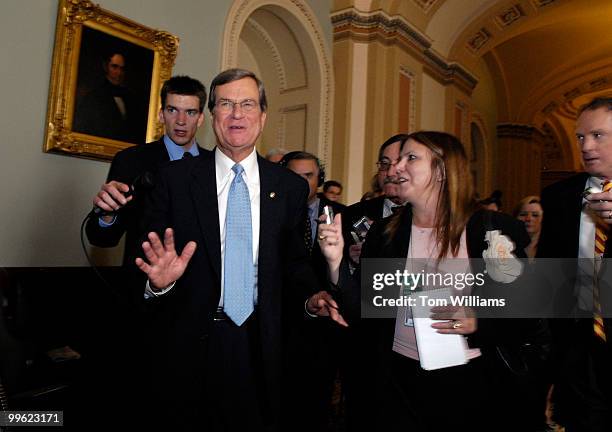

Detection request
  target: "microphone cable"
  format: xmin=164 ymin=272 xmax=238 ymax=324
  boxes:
xmin=80 ymin=172 xmax=155 ymax=294
xmin=80 ymin=211 xmax=116 ymax=294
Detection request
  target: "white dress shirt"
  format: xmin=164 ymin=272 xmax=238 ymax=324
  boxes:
xmin=215 ymin=147 xmax=260 ymax=306
xmin=145 ymin=147 xmax=261 ymax=302
xmin=575 ymin=176 xmax=606 ymax=310
xmin=383 ymin=198 xmax=402 ymax=218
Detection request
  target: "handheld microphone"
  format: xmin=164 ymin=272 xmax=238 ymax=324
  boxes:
xmin=91 ymin=171 xmax=155 ymax=217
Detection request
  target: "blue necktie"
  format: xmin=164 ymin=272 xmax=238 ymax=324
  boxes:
xmin=223 ymin=164 xmax=254 ymax=326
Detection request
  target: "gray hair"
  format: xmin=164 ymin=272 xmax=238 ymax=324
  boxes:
xmin=208 ymin=68 xmax=267 ymax=113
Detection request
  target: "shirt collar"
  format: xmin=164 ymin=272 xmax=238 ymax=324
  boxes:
xmin=308 ymin=197 xmax=320 ymax=218
xmin=384 ymin=198 xmax=401 ymax=209
xmin=163 ymin=134 xmax=199 ymax=161
xmin=214 ymin=146 xmax=258 ymax=183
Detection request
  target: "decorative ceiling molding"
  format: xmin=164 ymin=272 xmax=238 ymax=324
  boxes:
xmin=541 ymin=101 xmax=559 ymax=115
xmin=494 ymin=4 xmax=525 ymax=29
xmin=531 ymin=0 xmax=557 ymax=7
xmin=332 ymin=7 xmax=431 ymax=51
xmin=331 ymin=7 xmax=478 ymax=94
xmin=466 ymin=28 xmax=491 ymax=53
xmin=411 ymin=0 xmax=438 ymax=14
xmin=460 ymin=0 xmax=557 ymax=56
xmin=422 ymin=50 xmax=479 ymax=95
xmin=538 ymin=72 xmax=612 ymax=117
xmin=497 ymin=123 xmax=537 ymax=139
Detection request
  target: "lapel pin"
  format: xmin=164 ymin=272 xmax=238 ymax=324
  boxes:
xmin=269 ymin=192 xmax=276 ymax=198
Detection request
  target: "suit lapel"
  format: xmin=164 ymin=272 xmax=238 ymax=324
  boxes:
xmin=155 ymin=138 xmax=171 ymax=163
xmin=568 ymin=173 xmax=589 ymax=255
xmin=374 ymin=196 xmax=386 ymax=220
xmin=258 ymin=157 xmax=282 ymax=299
xmin=385 ymin=207 xmax=411 ymax=257
xmin=190 ymin=152 xmax=222 ymax=283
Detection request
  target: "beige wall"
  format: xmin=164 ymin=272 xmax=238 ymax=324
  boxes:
xmin=421 ymin=73 xmax=446 ymax=131
xmin=0 ymin=0 xmax=331 ymax=266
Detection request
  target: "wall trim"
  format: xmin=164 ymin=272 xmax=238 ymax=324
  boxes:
xmin=331 ymin=7 xmax=478 ymax=94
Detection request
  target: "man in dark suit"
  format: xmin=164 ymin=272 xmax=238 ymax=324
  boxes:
xmin=135 ymin=69 xmax=342 ymax=431
xmin=538 ymin=97 xmax=612 ymax=431
xmin=342 ymin=134 xmax=408 ymax=265
xmin=81 ymin=76 xmax=207 ymax=427
xmin=86 ymin=75 xmax=207 ymax=267
xmin=74 ymin=51 xmax=147 ymax=143
xmin=280 ymin=151 xmax=344 ymax=277
xmin=318 ymin=180 xmax=347 ymax=210
xmin=281 ymin=151 xmax=345 ymax=429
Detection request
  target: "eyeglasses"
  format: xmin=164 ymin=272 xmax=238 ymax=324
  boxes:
xmin=216 ymin=99 xmax=259 ymax=113
xmin=376 ymin=159 xmax=398 ymax=172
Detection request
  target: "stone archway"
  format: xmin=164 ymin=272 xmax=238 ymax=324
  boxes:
xmin=220 ymin=0 xmax=333 ymax=170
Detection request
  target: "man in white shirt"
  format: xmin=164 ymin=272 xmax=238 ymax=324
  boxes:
xmin=539 ymin=97 xmax=612 ymax=431
xmin=135 ymin=69 xmax=340 ymax=431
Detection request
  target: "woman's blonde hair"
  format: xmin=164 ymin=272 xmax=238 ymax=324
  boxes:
xmin=512 ymin=195 xmax=541 ymax=218
xmin=386 ymin=131 xmax=477 ymax=259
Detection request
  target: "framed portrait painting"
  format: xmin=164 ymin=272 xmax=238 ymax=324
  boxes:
xmin=44 ymin=0 xmax=179 ymax=160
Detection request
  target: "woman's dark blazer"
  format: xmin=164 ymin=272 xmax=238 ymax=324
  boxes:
xmin=337 ymin=206 xmax=533 ymax=359
xmin=337 ymin=206 xmax=535 ymax=430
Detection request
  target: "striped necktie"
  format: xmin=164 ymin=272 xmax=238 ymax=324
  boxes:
xmin=304 ymin=214 xmax=313 ymax=254
xmin=594 ymin=180 xmax=612 ymax=341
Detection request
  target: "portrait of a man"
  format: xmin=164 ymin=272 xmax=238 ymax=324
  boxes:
xmin=72 ymin=26 xmax=154 ymax=144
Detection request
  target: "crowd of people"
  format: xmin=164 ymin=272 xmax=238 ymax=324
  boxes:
xmin=84 ymin=68 xmax=612 ymax=431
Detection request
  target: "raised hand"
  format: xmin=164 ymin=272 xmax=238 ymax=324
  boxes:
xmin=317 ymin=213 xmax=344 ymax=284
xmin=135 ymin=228 xmax=197 ymax=290
xmin=317 ymin=213 xmax=343 ymax=265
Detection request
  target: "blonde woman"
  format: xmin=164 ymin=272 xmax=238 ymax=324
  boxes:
xmin=513 ymin=196 xmax=543 ymax=259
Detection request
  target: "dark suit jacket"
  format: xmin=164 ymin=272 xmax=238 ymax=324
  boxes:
xmin=538 ymin=172 xmax=612 ymax=429
xmin=141 ymin=150 xmax=319 ymax=427
xmin=341 ymin=195 xmax=391 ymax=266
xmin=336 ymin=207 xmax=531 ymax=430
xmin=538 ymin=173 xmax=589 ymax=259
xmin=340 ymin=207 xmax=529 ymax=333
xmin=85 ymin=139 xmax=206 ymax=266
xmin=538 ymin=173 xmax=612 ymax=318
xmin=342 ymin=195 xmax=386 ymax=235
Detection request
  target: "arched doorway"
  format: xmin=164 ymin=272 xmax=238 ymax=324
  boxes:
xmin=221 ymin=0 xmax=333 ymax=168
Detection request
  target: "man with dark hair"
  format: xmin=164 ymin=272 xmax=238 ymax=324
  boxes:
xmin=281 ymin=151 xmax=345 ymax=429
xmin=135 ymin=68 xmax=339 ymax=431
xmin=74 ymin=51 xmax=146 ymax=143
xmin=86 ymin=75 xmax=207 ymax=266
xmin=342 ymin=133 xmax=408 ymax=265
xmin=538 ymin=96 xmax=612 ymax=431
xmin=82 ymin=75 xmax=208 ymax=428
xmin=322 ymin=180 xmax=344 ymax=203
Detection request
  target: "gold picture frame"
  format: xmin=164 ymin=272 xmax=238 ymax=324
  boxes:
xmin=44 ymin=0 xmax=179 ymax=160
